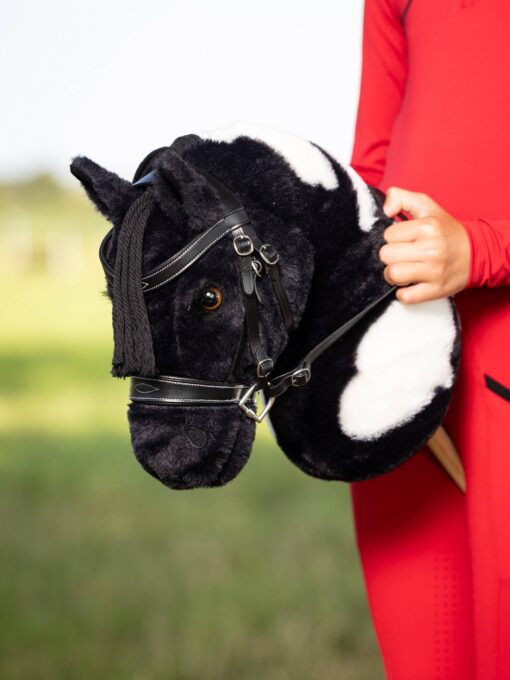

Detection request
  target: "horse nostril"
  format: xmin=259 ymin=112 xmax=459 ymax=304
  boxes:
xmin=186 ymin=427 xmax=208 ymax=448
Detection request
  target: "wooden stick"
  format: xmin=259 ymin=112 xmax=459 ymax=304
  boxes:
xmin=426 ymin=425 xmax=466 ymax=493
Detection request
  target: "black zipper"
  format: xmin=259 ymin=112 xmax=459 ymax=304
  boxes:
xmin=484 ymin=374 xmax=510 ymax=403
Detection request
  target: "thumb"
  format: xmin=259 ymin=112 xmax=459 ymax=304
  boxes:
xmin=383 ymin=187 xmax=435 ymax=219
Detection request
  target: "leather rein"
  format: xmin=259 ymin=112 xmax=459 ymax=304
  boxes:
xmin=99 ymin=163 xmax=397 ymax=423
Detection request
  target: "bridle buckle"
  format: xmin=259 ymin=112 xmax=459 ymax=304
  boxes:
xmin=257 ymin=357 xmax=274 ymax=378
xmin=239 ymin=383 xmax=275 ymax=423
xmin=251 ymin=258 xmax=263 ymax=277
xmin=234 ymin=234 xmax=254 ymax=256
xmin=291 ymin=367 xmax=311 ymax=387
xmin=259 ymin=243 xmax=279 ymax=265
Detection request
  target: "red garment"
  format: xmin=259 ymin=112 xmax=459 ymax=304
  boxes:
xmin=349 ymin=1 xmax=510 ymax=678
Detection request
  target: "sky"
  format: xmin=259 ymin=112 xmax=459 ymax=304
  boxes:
xmin=0 ymin=1 xmax=364 ymax=184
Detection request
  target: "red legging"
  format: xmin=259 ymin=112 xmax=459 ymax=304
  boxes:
xmin=350 ymin=289 xmax=510 ymax=679
xmin=349 ymin=1 xmax=510 ymax=676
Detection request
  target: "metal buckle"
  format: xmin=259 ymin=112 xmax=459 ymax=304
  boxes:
xmin=233 ymin=234 xmax=254 ymax=256
xmin=259 ymin=243 xmax=279 ymax=265
xmin=251 ymin=258 xmax=263 ymax=277
xmin=257 ymin=357 xmax=274 ymax=378
xmin=291 ymin=367 xmax=311 ymax=387
xmin=239 ymin=383 xmax=275 ymax=423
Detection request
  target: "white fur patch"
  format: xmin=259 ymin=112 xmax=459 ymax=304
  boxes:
xmin=345 ymin=165 xmax=378 ymax=232
xmin=338 ymin=299 xmax=456 ymax=440
xmin=198 ymin=121 xmax=338 ymax=190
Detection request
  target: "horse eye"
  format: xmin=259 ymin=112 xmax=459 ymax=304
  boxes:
xmin=201 ymin=286 xmax=223 ymax=311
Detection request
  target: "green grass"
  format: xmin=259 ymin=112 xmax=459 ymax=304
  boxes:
xmin=0 ymin=184 xmax=384 ymax=679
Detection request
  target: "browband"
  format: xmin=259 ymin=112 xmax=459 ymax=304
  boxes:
xmin=99 ymin=205 xmax=251 ymax=293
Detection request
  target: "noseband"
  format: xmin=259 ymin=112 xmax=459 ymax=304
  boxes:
xmin=99 ymin=147 xmax=397 ymax=423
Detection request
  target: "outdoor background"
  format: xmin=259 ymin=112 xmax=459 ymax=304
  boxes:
xmin=0 ymin=1 xmax=386 ymax=678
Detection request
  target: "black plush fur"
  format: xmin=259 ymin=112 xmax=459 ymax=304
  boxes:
xmin=70 ymin=129 xmax=460 ymax=489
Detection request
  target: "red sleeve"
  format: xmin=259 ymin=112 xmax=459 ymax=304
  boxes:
xmin=350 ymin=0 xmax=408 ymax=187
xmin=461 ymin=218 xmax=510 ymax=288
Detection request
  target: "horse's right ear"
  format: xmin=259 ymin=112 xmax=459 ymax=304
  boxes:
xmin=70 ymin=156 xmax=138 ymax=224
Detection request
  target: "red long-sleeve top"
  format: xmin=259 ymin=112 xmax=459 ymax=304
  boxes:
xmin=351 ymin=0 xmax=510 ymax=289
xmin=349 ymin=7 xmax=510 ymax=675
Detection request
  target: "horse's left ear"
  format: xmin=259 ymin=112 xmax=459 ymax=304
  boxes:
xmin=154 ymin=151 xmax=227 ymax=232
xmin=70 ymin=156 xmax=138 ymax=225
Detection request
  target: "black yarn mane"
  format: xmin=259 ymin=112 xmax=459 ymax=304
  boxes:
xmin=111 ymin=190 xmax=157 ymax=378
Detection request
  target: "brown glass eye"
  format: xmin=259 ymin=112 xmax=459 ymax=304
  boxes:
xmin=201 ymin=286 xmax=223 ymax=311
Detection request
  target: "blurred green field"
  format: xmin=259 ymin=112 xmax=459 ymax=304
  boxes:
xmin=0 ymin=178 xmax=384 ymax=679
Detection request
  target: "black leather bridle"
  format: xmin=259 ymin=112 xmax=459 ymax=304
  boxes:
xmin=99 ymin=149 xmax=397 ymax=423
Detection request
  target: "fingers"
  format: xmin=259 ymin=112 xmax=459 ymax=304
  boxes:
xmin=383 ymin=219 xmax=421 ymax=243
xmin=383 ymin=216 xmax=440 ymax=243
xmin=383 ymin=261 xmax=434 ymax=287
xmin=378 ymin=189 xmax=448 ymax=303
xmin=380 ymin=217 xmax=445 ymax=289
xmin=379 ymin=241 xmax=426 ymax=264
xmin=395 ymin=282 xmax=442 ymax=305
xmin=383 ymin=187 xmax=437 ymax=220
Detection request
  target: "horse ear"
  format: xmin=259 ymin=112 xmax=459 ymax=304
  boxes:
xmin=70 ymin=156 xmax=137 ymax=224
xmin=155 ymin=152 xmax=225 ymax=232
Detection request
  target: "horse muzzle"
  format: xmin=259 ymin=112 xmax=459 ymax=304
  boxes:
xmin=127 ymin=400 xmax=256 ymax=490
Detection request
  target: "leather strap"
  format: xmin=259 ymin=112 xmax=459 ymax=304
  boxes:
xmin=241 ymin=223 xmax=296 ymax=333
xmin=99 ymin=206 xmax=250 ymax=293
xmin=130 ymin=375 xmax=247 ymax=404
xmin=265 ymin=284 xmax=397 ymax=399
xmin=264 ymin=253 xmax=295 ymax=332
xmin=227 ymin=317 xmax=248 ymax=383
xmin=232 ymin=225 xmax=274 ymax=378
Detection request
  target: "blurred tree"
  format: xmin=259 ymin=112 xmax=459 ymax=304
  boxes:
xmin=0 ymin=173 xmax=104 ymax=275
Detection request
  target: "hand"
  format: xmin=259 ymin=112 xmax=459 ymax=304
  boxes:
xmin=380 ymin=187 xmax=471 ymax=304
